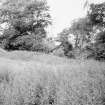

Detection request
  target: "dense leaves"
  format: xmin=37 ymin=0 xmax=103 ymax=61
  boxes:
xmin=0 ymin=0 xmax=51 ymax=52
xmin=88 ymin=2 xmax=105 ymax=26
xmin=86 ymin=2 xmax=105 ymax=60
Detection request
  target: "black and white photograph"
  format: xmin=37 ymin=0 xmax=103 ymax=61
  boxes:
xmin=0 ymin=0 xmax=105 ymax=105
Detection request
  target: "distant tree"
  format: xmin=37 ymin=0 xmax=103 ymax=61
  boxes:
xmin=87 ymin=2 xmax=105 ymax=60
xmin=56 ymin=16 xmax=94 ymax=58
xmin=70 ymin=17 xmax=93 ymax=49
xmin=87 ymin=31 xmax=105 ymax=60
xmin=0 ymin=0 xmax=51 ymax=52
xmin=88 ymin=2 xmax=105 ymax=26
xmin=58 ymin=28 xmax=70 ymax=42
xmin=56 ymin=28 xmax=74 ymax=58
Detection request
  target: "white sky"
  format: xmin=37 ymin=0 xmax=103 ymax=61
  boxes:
xmin=47 ymin=0 xmax=105 ymax=37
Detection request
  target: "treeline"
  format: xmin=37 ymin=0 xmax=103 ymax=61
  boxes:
xmin=0 ymin=0 xmax=105 ymax=61
xmin=57 ymin=2 xmax=105 ymax=61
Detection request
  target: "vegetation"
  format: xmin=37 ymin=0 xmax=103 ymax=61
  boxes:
xmin=87 ymin=2 xmax=105 ymax=60
xmin=0 ymin=0 xmax=51 ymax=52
xmin=0 ymin=1 xmax=105 ymax=105
xmin=57 ymin=28 xmax=74 ymax=58
xmin=0 ymin=51 xmax=105 ymax=105
xmin=88 ymin=2 xmax=105 ymax=26
xmin=0 ymin=0 xmax=105 ymax=60
xmin=57 ymin=17 xmax=93 ymax=59
xmin=57 ymin=2 xmax=105 ymax=60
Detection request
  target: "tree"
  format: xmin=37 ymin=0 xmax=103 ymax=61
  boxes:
xmin=0 ymin=0 xmax=51 ymax=52
xmin=70 ymin=17 xmax=93 ymax=49
xmin=55 ymin=28 xmax=74 ymax=58
xmin=88 ymin=2 xmax=105 ymax=26
xmin=87 ymin=2 xmax=105 ymax=60
xmin=57 ymin=17 xmax=94 ymax=58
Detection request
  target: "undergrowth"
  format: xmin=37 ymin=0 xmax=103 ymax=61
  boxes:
xmin=0 ymin=52 xmax=105 ymax=105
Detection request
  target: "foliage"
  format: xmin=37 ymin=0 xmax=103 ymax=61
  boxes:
xmin=58 ymin=28 xmax=70 ymax=42
xmin=87 ymin=2 xmax=105 ymax=61
xmin=96 ymin=31 xmax=105 ymax=44
xmin=86 ymin=31 xmax=105 ymax=61
xmin=88 ymin=2 xmax=105 ymax=26
xmin=70 ymin=17 xmax=93 ymax=49
xmin=58 ymin=17 xmax=93 ymax=59
xmin=57 ymin=28 xmax=74 ymax=58
xmin=58 ymin=2 xmax=105 ymax=60
xmin=0 ymin=0 xmax=51 ymax=52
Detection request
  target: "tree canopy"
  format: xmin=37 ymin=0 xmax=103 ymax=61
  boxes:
xmin=0 ymin=0 xmax=51 ymax=52
xmin=88 ymin=2 xmax=105 ymax=26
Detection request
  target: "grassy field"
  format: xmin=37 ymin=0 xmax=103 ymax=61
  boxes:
xmin=0 ymin=50 xmax=105 ymax=105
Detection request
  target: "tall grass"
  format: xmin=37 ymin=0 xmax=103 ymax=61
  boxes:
xmin=0 ymin=51 xmax=105 ymax=105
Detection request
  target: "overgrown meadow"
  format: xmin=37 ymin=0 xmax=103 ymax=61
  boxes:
xmin=0 ymin=50 xmax=105 ymax=105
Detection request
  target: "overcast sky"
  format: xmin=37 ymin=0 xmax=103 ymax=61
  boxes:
xmin=47 ymin=0 xmax=105 ymax=37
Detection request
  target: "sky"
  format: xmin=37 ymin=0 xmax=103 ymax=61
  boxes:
xmin=47 ymin=0 xmax=105 ymax=37
xmin=0 ymin=0 xmax=105 ymax=37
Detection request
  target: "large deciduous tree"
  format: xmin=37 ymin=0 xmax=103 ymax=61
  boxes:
xmin=0 ymin=0 xmax=51 ymax=52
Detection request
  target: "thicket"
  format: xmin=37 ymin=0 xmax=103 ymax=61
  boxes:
xmin=86 ymin=3 xmax=105 ymax=61
xmin=58 ymin=2 xmax=105 ymax=61
xmin=0 ymin=0 xmax=51 ymax=52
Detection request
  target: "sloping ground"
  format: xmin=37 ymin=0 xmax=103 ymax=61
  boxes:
xmin=0 ymin=50 xmax=105 ymax=105
xmin=0 ymin=49 xmax=71 ymax=65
